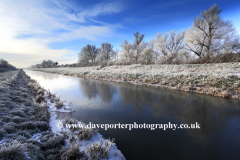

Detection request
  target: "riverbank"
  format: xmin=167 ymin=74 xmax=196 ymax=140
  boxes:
xmin=0 ymin=69 xmax=125 ymax=160
xmin=29 ymin=62 xmax=240 ymax=99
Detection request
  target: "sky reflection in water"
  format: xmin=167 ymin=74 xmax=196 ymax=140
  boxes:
xmin=24 ymin=70 xmax=240 ymax=160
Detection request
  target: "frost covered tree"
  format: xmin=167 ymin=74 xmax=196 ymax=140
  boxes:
xmin=96 ymin=42 xmax=114 ymax=64
xmin=0 ymin=59 xmax=16 ymax=68
xmin=78 ymin=51 xmax=90 ymax=64
xmin=139 ymin=41 xmax=156 ymax=64
xmin=132 ymin=31 xmax=145 ymax=63
xmin=153 ymin=30 xmax=185 ymax=64
xmin=120 ymin=40 xmax=133 ymax=64
xmin=118 ymin=32 xmax=146 ymax=64
xmin=230 ymin=37 xmax=240 ymax=54
xmin=78 ymin=44 xmax=99 ymax=64
xmin=88 ymin=45 xmax=99 ymax=63
xmin=0 ymin=59 xmax=8 ymax=67
xmin=140 ymin=48 xmax=154 ymax=64
xmin=184 ymin=4 xmax=237 ymax=59
xmin=40 ymin=60 xmax=56 ymax=68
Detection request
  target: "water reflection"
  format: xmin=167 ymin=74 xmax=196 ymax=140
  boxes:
xmin=79 ymin=78 xmax=240 ymax=148
xmin=80 ymin=80 xmax=118 ymax=102
xmin=25 ymin=70 xmax=240 ymax=160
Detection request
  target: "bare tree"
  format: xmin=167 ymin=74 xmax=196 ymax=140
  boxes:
xmin=184 ymin=4 xmax=236 ymax=59
xmin=154 ymin=30 xmax=185 ymax=64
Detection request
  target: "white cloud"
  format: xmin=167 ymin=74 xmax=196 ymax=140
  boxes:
xmin=0 ymin=0 xmax=123 ymax=68
xmin=77 ymin=1 xmax=123 ymax=19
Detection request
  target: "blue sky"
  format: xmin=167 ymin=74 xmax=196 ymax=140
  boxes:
xmin=0 ymin=0 xmax=240 ymax=68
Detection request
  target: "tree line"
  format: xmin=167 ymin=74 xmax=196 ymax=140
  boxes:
xmin=30 ymin=4 xmax=240 ymax=69
xmin=78 ymin=4 xmax=240 ymax=66
xmin=30 ymin=60 xmax=58 ymax=69
xmin=0 ymin=59 xmax=16 ymax=69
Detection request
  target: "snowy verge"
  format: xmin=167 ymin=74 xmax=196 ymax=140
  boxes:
xmin=29 ymin=63 xmax=240 ymax=99
xmin=46 ymin=90 xmax=125 ymax=160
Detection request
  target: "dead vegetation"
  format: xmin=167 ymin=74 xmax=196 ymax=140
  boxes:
xmin=58 ymin=117 xmax=117 ymax=159
xmin=86 ymin=139 xmax=113 ymax=159
xmin=0 ymin=70 xmax=66 ymax=160
xmin=77 ymin=127 xmax=97 ymax=140
xmin=59 ymin=142 xmax=86 ymax=160
xmin=55 ymin=100 xmax=65 ymax=109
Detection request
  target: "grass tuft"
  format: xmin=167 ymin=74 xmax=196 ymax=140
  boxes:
xmin=0 ymin=142 xmax=28 ymax=160
xmin=55 ymin=101 xmax=64 ymax=109
xmin=77 ymin=127 xmax=97 ymax=140
xmin=36 ymin=95 xmax=45 ymax=103
xmin=42 ymin=135 xmax=65 ymax=150
xmin=59 ymin=142 xmax=85 ymax=160
xmin=86 ymin=139 xmax=113 ymax=159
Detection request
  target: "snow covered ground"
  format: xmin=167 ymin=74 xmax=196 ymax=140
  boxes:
xmin=30 ymin=62 xmax=240 ymax=78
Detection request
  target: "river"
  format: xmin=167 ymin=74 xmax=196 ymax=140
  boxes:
xmin=24 ymin=69 xmax=240 ymax=160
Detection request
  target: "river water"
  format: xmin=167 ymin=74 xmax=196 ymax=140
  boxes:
xmin=24 ymin=69 xmax=240 ymax=160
